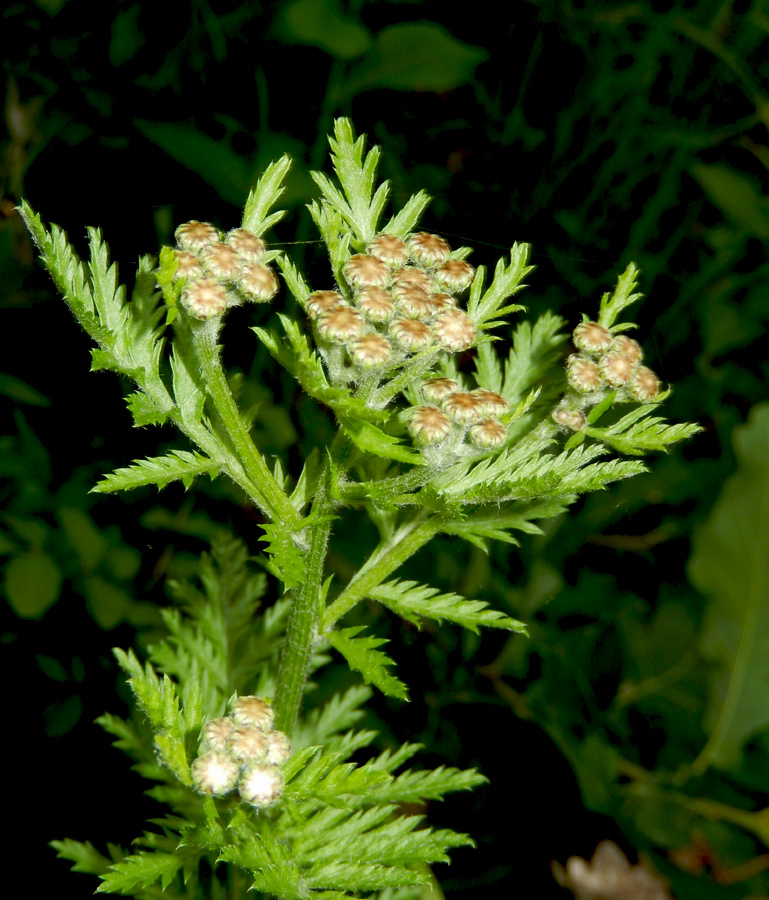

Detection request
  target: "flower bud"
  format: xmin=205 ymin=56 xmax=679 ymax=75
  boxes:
xmin=443 ymin=391 xmax=488 ymax=425
xmin=173 ymin=250 xmax=205 ymax=282
xmin=573 ymin=321 xmax=612 ymax=355
xmin=225 ymin=229 xmax=266 ymax=262
xmin=407 ymin=232 xmax=451 ymax=266
xmin=343 ymin=254 xmax=390 ymax=288
xmin=366 ymin=234 xmax=409 ymax=267
xmin=306 ymin=290 xmax=346 ymax=320
xmin=317 ymin=306 xmax=366 ymax=342
xmin=227 ymin=725 xmax=270 ymax=764
xmin=566 ymin=354 xmax=602 ymax=393
xmin=356 ymin=286 xmax=395 ymax=323
xmin=191 ymin=752 xmax=239 ymax=797
xmin=200 ymin=242 xmax=242 ymax=281
xmin=431 ymin=309 xmax=476 ymax=352
xmin=390 ymin=318 xmax=434 ymax=351
xmin=394 ymin=285 xmax=433 ymax=320
xmin=181 ymin=278 xmax=228 ymax=319
xmin=239 ymin=264 xmax=278 ymax=302
xmin=472 ymin=389 xmax=509 ymax=416
xmin=348 ymin=333 xmax=392 ymax=368
xmin=552 ymin=406 xmax=586 ymax=431
xmin=600 ymin=350 xmax=636 ymax=387
xmin=175 ymin=220 xmax=220 ymax=252
xmin=429 ymin=292 xmax=455 ymax=314
xmin=199 ymin=717 xmax=234 ymax=753
xmin=239 ymin=764 xmax=284 ymax=808
xmin=408 ymin=406 xmax=453 ymax=445
xmin=628 ymin=365 xmax=661 ymax=402
xmin=610 ymin=334 xmax=643 ymax=363
xmin=433 ymin=259 xmax=474 ymax=292
xmin=420 ymin=377 xmax=458 ymax=402
xmin=392 ymin=267 xmax=431 ymax=293
xmin=231 ymin=696 xmax=275 ymax=731
xmin=469 ymin=418 xmax=507 ymax=448
xmin=265 ymin=730 xmax=292 ymax=766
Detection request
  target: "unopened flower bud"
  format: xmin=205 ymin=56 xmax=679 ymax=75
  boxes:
xmin=573 ymin=321 xmax=613 ymax=355
xmin=231 ymin=696 xmax=275 ymax=730
xmin=225 ymin=229 xmax=266 ymax=262
xmin=628 ymin=365 xmax=661 ymax=402
xmin=200 ymin=242 xmax=242 ymax=281
xmin=392 ymin=267 xmax=431 ymax=293
xmin=390 ymin=318 xmax=434 ymax=351
xmin=191 ymin=752 xmax=239 ymax=797
xmin=395 ymin=285 xmax=433 ymax=320
xmin=239 ymin=764 xmax=284 ymax=808
xmin=567 ymin=354 xmax=603 ymax=393
xmin=317 ymin=306 xmax=366 ymax=342
xmin=443 ymin=391 xmax=488 ymax=425
xmin=181 ymin=278 xmax=228 ymax=319
xmin=610 ymin=335 xmax=643 ymax=363
xmin=407 ymin=232 xmax=451 ymax=266
xmin=469 ymin=418 xmax=507 ymax=448
xmin=408 ymin=406 xmax=452 ymax=445
xmin=356 ymin=286 xmax=395 ymax=323
xmin=238 ymin=264 xmax=278 ymax=302
xmin=420 ymin=377 xmax=458 ymax=402
xmin=176 ymin=220 xmax=219 ymax=252
xmin=429 ymin=292 xmax=455 ymax=313
xmin=552 ymin=406 xmax=586 ymax=431
xmin=431 ymin=309 xmax=476 ymax=352
xmin=472 ymin=389 xmax=509 ymax=416
xmin=265 ymin=730 xmax=292 ymax=766
xmin=227 ymin=725 xmax=270 ymax=763
xmin=366 ymin=234 xmax=409 ymax=267
xmin=343 ymin=254 xmax=390 ymax=288
xmin=199 ymin=717 xmax=234 ymax=753
xmin=349 ymin=333 xmax=392 ymax=368
xmin=600 ymin=350 xmax=636 ymax=387
xmin=173 ymin=250 xmax=205 ymax=282
xmin=306 ymin=290 xmax=346 ymax=319
xmin=433 ymin=259 xmax=474 ymax=292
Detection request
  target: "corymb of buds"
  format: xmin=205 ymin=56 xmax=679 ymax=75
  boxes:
xmin=190 ymin=696 xmax=291 ymax=809
xmin=173 ymin=220 xmax=279 ymax=320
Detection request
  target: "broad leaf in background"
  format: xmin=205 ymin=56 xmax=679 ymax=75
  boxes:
xmin=689 ymin=404 xmax=769 ymax=773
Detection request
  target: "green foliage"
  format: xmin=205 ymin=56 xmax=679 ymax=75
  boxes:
xmin=27 ymin=118 xmax=702 ymax=899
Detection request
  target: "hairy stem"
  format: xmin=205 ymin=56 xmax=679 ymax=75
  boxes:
xmin=323 ymin=512 xmax=443 ymax=628
xmin=273 ymin=471 xmax=334 ymax=736
xmin=191 ymin=319 xmax=301 ymax=529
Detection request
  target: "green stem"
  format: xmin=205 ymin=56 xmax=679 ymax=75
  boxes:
xmin=273 ymin=471 xmax=334 ymax=736
xmin=323 ymin=512 xmax=443 ymax=629
xmin=191 ymin=320 xmax=301 ymax=528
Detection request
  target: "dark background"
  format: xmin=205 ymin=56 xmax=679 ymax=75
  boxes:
xmin=2 ymin=1 xmax=768 ymax=897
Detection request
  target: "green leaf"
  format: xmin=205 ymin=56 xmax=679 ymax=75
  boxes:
xmin=126 ymin=389 xmax=172 ymax=427
xmin=241 ymin=154 xmax=293 ymax=236
xmin=585 ymin=406 xmax=702 ymax=456
xmin=258 ymin=522 xmax=307 ymax=590
xmin=91 ymin=450 xmax=220 ymax=494
xmin=689 ymin=404 xmax=769 ymax=771
xmin=502 ymin=312 xmax=568 ymax=405
xmin=327 ymin=626 xmax=408 ymax=700
xmin=97 ymin=849 xmax=184 ymax=894
xmin=4 ymin=550 xmax=62 ymax=618
xmin=597 ymin=263 xmax=643 ymax=330
xmin=369 ymin=579 xmax=526 ymax=634
xmin=692 ymin=163 xmax=769 ymax=239
xmin=274 ymin=0 xmax=372 ymax=60
xmin=340 ymin=415 xmax=424 ymax=466
xmin=342 ymin=23 xmax=488 ymax=96
xmin=467 ymin=242 xmax=532 ymax=332
xmin=50 ymin=838 xmax=112 ymax=876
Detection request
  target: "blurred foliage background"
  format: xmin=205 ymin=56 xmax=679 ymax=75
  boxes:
xmin=2 ymin=0 xmax=768 ymax=897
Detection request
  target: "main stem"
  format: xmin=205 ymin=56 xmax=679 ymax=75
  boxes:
xmin=273 ymin=470 xmax=334 ymax=736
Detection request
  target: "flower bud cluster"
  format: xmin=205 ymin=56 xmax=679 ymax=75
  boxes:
xmin=172 ymin=220 xmax=279 ymax=320
xmin=305 ymin=232 xmax=477 ymax=375
xmin=408 ymin=378 xmax=509 ymax=451
xmin=553 ymin=320 xmax=662 ymax=431
xmin=190 ymin=695 xmax=290 ymax=809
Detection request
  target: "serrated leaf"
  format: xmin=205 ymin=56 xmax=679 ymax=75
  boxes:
xmin=125 ymin=389 xmax=173 ymax=427
xmin=258 ymin=522 xmax=307 ymax=590
xmin=241 ymin=154 xmax=293 ymax=235
xmin=467 ymin=242 xmax=532 ymax=331
xmin=327 ymin=626 xmax=408 ymax=700
xmin=689 ymin=404 xmax=769 ymax=771
xmin=97 ymin=849 xmax=184 ymax=893
xmin=586 ymin=407 xmax=702 ymax=456
xmin=597 ymin=263 xmax=643 ymax=329
xmin=369 ymin=579 xmax=526 ymax=634
xmin=50 ymin=838 xmax=112 ymax=876
xmin=339 ymin=416 xmax=424 ymax=466
xmin=91 ymin=450 xmax=219 ymax=493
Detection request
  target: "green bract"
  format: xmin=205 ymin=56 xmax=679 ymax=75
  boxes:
xmin=23 ymin=119 xmax=699 ymax=900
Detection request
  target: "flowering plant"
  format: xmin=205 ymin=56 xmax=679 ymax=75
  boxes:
xmin=20 ymin=119 xmax=698 ymax=899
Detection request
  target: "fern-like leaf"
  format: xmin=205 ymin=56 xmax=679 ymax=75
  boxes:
xmin=326 ymin=626 xmax=408 ymax=700
xmin=91 ymin=450 xmax=219 ymax=494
